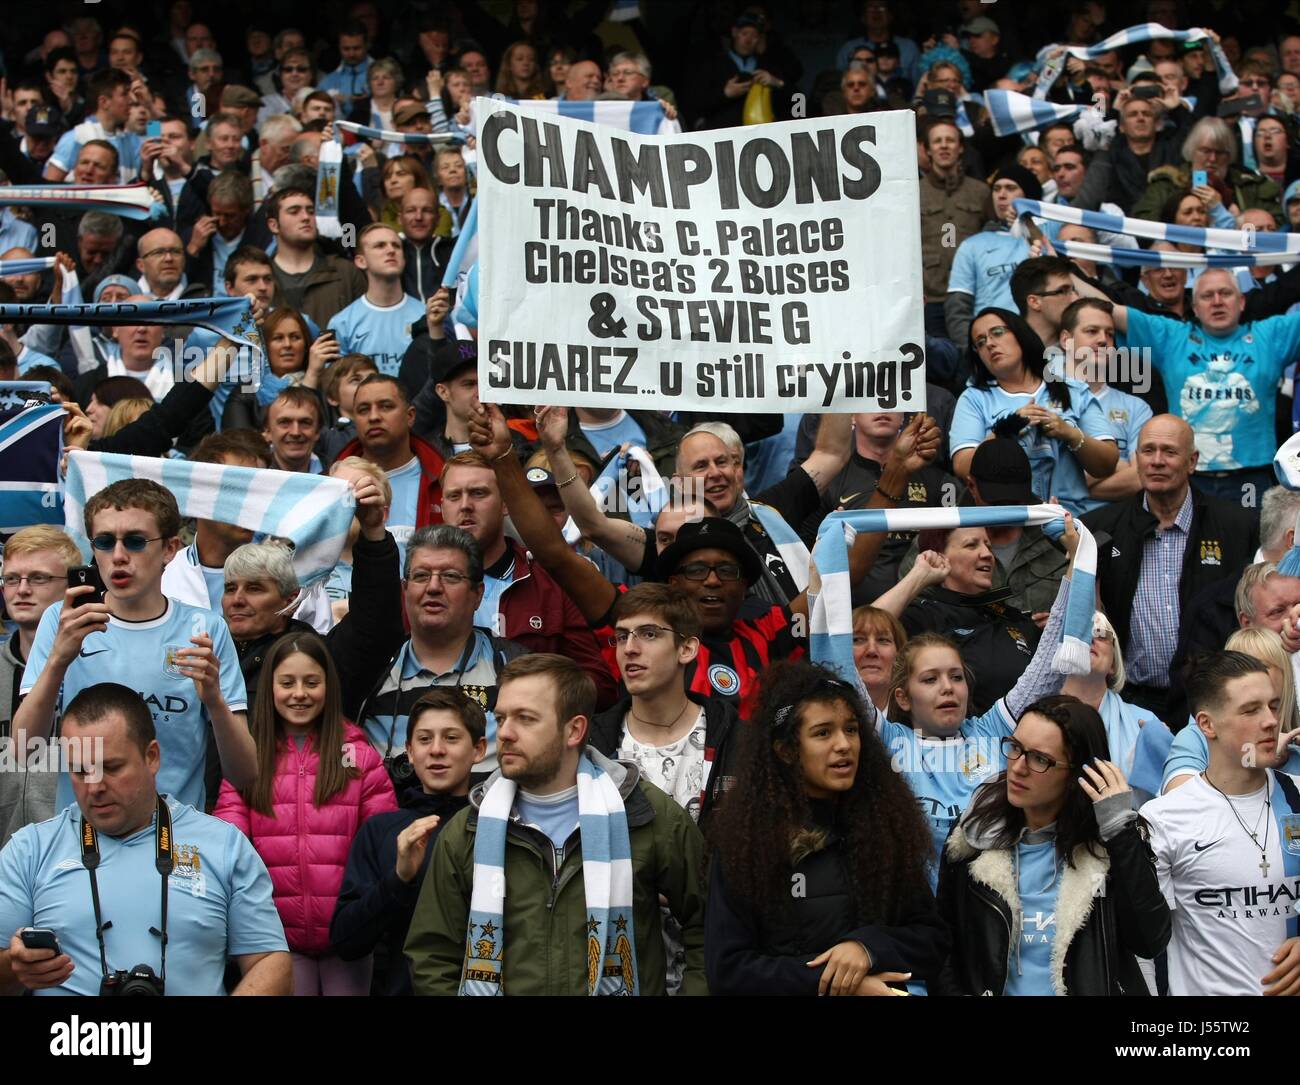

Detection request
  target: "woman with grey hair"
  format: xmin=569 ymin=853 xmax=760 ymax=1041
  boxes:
xmin=1061 ymin=611 xmax=1173 ymax=804
xmin=1134 ymin=114 xmax=1283 ymax=222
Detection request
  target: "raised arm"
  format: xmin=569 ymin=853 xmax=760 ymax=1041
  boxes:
xmin=871 ymin=550 xmax=950 ymax=619
xmin=534 ymin=405 xmax=648 ymax=571
xmin=798 ymin=414 xmax=854 ymax=495
xmin=469 ymin=403 xmax=619 ymax=626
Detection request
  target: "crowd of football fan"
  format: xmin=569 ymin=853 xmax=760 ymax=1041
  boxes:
xmin=0 ymin=0 xmax=1299 ymax=998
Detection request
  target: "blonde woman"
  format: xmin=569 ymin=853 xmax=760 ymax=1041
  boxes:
xmin=101 ymin=397 xmax=153 ymax=439
xmin=1161 ymin=626 xmax=1300 ymax=793
xmin=1061 ymin=611 xmax=1173 ymax=803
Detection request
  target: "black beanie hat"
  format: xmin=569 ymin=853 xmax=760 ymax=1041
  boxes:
xmin=992 ymin=162 xmax=1043 ymax=203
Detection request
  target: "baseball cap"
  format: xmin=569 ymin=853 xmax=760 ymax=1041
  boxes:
xmin=656 ymin=517 xmax=764 ymax=585
xmin=969 ymin=438 xmax=1038 ymax=506
xmin=1284 ymin=180 xmax=1300 ymax=207
xmin=872 ymin=40 xmax=900 ymax=59
xmin=960 ymin=16 xmax=999 ymax=37
xmin=25 ymin=105 xmax=65 ymax=138
xmin=393 ymin=101 xmax=429 ymax=126
xmin=524 ymin=466 xmax=560 ymax=491
xmin=922 ymin=89 xmax=958 ymax=118
xmin=734 ymin=13 xmax=766 ymax=30
xmin=429 ymin=339 xmax=477 ymax=385
xmin=221 ymin=85 xmax=262 ymax=109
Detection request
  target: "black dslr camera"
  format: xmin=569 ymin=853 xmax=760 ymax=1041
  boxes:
xmin=100 ymin=964 xmax=165 ymax=996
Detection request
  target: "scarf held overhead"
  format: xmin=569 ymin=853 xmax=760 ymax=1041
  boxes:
xmin=808 ymin=505 xmax=1096 ymax=693
xmin=461 ymin=751 xmax=639 ymax=996
xmin=63 ymin=451 xmax=354 ymax=588
xmin=0 ymin=182 xmax=163 ymax=221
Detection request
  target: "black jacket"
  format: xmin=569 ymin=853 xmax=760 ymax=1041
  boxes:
xmin=705 ymin=801 xmax=949 ymax=995
xmin=330 ymin=785 xmax=469 ymax=995
xmin=401 ymin=235 xmax=453 ymax=302
xmin=588 ymin=692 xmax=742 ymax=829
xmin=85 ymin=377 xmax=215 ymax=458
xmin=935 ymin=817 xmax=1170 ymax=996
xmin=901 ymin=586 xmax=1040 ymax=719
xmin=1164 ymin=576 xmax=1239 ymax=728
xmin=1083 ymin=490 xmax=1258 ymax=669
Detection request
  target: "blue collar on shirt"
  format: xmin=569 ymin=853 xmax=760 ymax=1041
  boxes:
xmin=1143 ymin=488 xmax=1193 ymax=533
xmin=399 ymin=628 xmax=492 ymax=681
xmin=728 ymin=51 xmax=758 ymax=73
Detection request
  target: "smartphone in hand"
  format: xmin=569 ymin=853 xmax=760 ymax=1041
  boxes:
xmin=68 ymin=564 xmax=106 ymax=606
xmin=19 ymin=928 xmax=62 ymax=954
xmin=1192 ymin=169 xmax=1208 ymax=188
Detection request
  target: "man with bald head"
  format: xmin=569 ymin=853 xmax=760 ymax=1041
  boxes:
xmin=1088 ymin=268 xmax=1300 ymax=500
xmin=561 ymin=61 xmax=603 ymax=102
xmin=135 ymin=227 xmax=191 ymax=299
xmin=1084 ymin=414 xmax=1259 ymax=716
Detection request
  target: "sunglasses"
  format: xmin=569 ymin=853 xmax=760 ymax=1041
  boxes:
xmin=90 ymin=533 xmax=163 ymax=552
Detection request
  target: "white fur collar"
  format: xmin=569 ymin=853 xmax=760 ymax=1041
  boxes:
xmin=947 ymin=822 xmax=1111 ymax=995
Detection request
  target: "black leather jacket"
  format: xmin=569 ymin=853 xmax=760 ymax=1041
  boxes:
xmin=935 ymin=815 xmax=1170 ymax=996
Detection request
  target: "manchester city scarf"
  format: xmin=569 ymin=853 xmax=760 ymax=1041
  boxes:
xmin=442 ymin=200 xmax=478 ymax=290
xmin=63 ymin=451 xmax=354 ymax=588
xmin=985 ymin=90 xmax=1083 ymax=138
xmin=749 ymin=501 xmax=811 ymax=593
xmin=336 ymin=119 xmax=466 ymax=146
xmin=502 ymin=97 xmax=681 ymax=136
xmin=0 ymin=296 xmax=264 ymax=355
xmin=1016 ymin=198 xmax=1300 ymax=255
xmin=0 ymin=399 xmax=64 ymax=533
xmin=808 ymin=505 xmax=1097 ymax=688
xmin=461 ymin=750 xmax=639 ymax=996
xmin=1055 ymin=237 xmax=1295 ymax=270
xmin=0 ymin=257 xmax=57 ymax=277
xmin=0 ymin=182 xmax=163 ymax=221
xmin=315 ymin=138 xmax=344 ymax=240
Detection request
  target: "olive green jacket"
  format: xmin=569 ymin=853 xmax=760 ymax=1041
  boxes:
xmin=1132 ymin=162 xmax=1282 ymax=224
xmin=405 ymin=750 xmax=708 ymax=996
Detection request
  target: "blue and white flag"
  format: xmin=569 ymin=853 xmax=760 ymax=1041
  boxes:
xmin=336 ymin=119 xmax=465 ymax=146
xmin=591 ymin=445 xmax=669 ymax=530
xmin=1060 ymin=24 xmax=1213 ymax=59
xmin=1055 ymin=237 xmax=1295 ymax=269
xmin=0 ymin=257 xmax=57 ymax=277
xmin=0 ymin=182 xmax=163 ymax=221
xmin=0 ymin=381 xmax=53 ymax=410
xmin=0 ymin=296 xmax=265 ymax=355
xmin=442 ymin=201 xmax=478 ymax=290
xmin=984 ymin=90 xmax=1083 ymax=137
xmin=63 ymin=451 xmax=354 ymax=587
xmin=0 ymin=400 xmax=64 ymax=533
xmin=808 ymin=505 xmax=1097 ymax=691
xmin=1015 ymin=198 xmax=1300 ymax=255
xmin=315 ymin=137 xmax=344 ymax=240
xmin=505 ymin=97 xmax=681 ymax=136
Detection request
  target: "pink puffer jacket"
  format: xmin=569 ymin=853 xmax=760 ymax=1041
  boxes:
xmin=214 ymin=723 xmax=397 ymax=955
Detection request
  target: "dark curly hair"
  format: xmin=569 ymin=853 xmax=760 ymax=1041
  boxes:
xmin=708 ymin=660 xmax=935 ymax=925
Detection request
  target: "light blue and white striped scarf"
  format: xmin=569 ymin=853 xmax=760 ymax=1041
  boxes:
xmin=336 ymin=119 xmax=466 ymax=146
xmin=808 ymin=505 xmax=1096 ymax=692
xmin=1015 ymin=198 xmax=1300 ymax=255
xmin=501 ymin=97 xmax=682 ymax=136
xmin=461 ymin=751 xmax=639 ymax=996
xmin=1038 ymin=24 xmax=1238 ymax=94
xmin=0 ymin=182 xmax=163 ymax=221
xmin=63 ymin=451 xmax=354 ymax=588
xmin=442 ymin=200 xmax=478 ymax=290
xmin=0 ymin=257 xmax=57 ymax=277
xmin=985 ymin=90 xmax=1083 ymax=138
xmin=750 ymin=501 xmax=810 ymax=593
xmin=1055 ymin=236 xmax=1295 ymax=269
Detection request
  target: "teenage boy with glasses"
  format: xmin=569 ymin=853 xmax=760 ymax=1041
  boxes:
xmin=12 ymin=480 xmax=253 ymax=814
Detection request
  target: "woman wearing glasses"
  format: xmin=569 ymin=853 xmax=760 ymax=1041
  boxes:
xmin=952 ymin=308 xmax=1118 ymax=516
xmin=936 ymin=695 xmax=1170 ymax=996
xmin=260 ymin=48 xmax=318 ymax=120
xmin=706 ymin=660 xmax=948 ymax=996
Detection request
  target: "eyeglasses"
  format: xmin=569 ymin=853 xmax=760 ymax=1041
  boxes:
xmin=676 ymin=561 xmax=743 ymax=582
xmin=407 ymin=569 xmax=474 ymax=587
xmin=1033 ymin=284 xmax=1078 ymax=299
xmin=844 ymin=81 xmax=871 ymax=89
xmin=90 ymin=533 xmax=163 ymax=552
xmin=1000 ymin=736 xmax=1074 ymax=773
xmin=610 ymin=68 xmax=642 ymax=78
xmin=1196 ymin=147 xmax=1229 ymax=159
xmin=608 ymin=624 xmax=679 ymax=647
xmin=973 ymin=325 xmax=1011 ymax=351
xmin=2 ymin=573 xmax=67 ymax=588
xmin=1241 ymin=79 xmax=1271 ymax=88
xmin=140 ymin=246 xmax=183 ymax=260
xmin=281 ymin=65 xmax=311 ymax=73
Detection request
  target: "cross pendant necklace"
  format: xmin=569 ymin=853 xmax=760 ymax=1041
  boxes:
xmin=1204 ymin=772 xmax=1272 ymax=881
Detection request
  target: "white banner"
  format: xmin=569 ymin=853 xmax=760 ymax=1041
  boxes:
xmin=475 ymin=98 xmax=925 ymax=414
